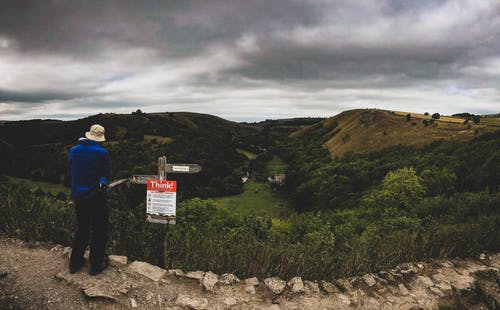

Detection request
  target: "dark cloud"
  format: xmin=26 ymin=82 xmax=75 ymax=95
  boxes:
xmin=0 ymin=0 xmax=499 ymax=120
xmin=0 ymin=89 xmax=85 ymax=103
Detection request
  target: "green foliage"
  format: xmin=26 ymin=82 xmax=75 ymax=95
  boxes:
xmin=281 ymin=130 xmax=500 ymax=212
xmin=0 ymin=184 xmax=73 ymax=245
xmin=1 ymin=181 xmax=499 ymax=279
xmin=421 ymin=167 xmax=457 ymax=196
xmin=362 ymin=167 xmax=425 ymax=211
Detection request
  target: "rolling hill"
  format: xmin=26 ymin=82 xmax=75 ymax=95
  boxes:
xmin=291 ymin=109 xmax=499 ymax=158
xmin=0 ymin=111 xmax=259 ymax=147
xmin=0 ymin=111 xmax=321 ymax=200
xmin=0 ymin=112 xmax=265 ymax=199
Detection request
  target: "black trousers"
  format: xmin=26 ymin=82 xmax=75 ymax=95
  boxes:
xmin=70 ymin=194 xmax=108 ymax=268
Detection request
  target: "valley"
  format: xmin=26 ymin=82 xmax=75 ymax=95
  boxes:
xmin=0 ymin=109 xmax=499 ymax=282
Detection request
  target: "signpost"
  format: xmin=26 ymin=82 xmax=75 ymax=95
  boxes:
xmin=108 ymin=156 xmax=201 ymax=268
xmin=141 ymin=156 xmax=202 ymax=225
xmin=126 ymin=164 xmax=202 ymax=185
xmin=109 ymin=157 xmax=202 ymax=225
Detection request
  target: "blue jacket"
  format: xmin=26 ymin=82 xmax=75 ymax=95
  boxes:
xmin=69 ymin=138 xmax=111 ymax=199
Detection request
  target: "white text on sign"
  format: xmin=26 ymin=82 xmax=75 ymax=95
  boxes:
xmin=149 ymin=180 xmax=176 ymax=191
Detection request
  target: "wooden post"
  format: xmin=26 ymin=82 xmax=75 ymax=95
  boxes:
xmin=159 ymin=156 xmax=169 ymax=269
xmin=158 ymin=156 xmax=166 ymax=181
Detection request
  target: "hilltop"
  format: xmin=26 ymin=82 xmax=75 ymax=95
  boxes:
xmin=0 ymin=111 xmax=259 ymax=147
xmin=291 ymin=109 xmax=499 ymax=158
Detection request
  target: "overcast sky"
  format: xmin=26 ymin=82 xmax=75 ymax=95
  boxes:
xmin=1 ymin=0 xmax=499 ymax=121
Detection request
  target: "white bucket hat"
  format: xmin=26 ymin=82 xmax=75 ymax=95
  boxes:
xmin=85 ymin=124 xmax=106 ymax=142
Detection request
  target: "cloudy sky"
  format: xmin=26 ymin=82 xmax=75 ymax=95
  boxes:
xmin=1 ymin=0 xmax=499 ymax=121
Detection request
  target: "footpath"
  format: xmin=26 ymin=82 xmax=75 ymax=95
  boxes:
xmin=0 ymin=237 xmax=499 ymax=309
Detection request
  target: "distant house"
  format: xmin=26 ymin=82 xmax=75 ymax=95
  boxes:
xmin=241 ymin=171 xmax=249 ymax=184
xmin=268 ymin=173 xmax=286 ymax=186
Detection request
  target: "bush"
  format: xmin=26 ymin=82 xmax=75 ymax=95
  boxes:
xmin=0 ymin=184 xmax=73 ymax=245
xmin=1 ymin=183 xmax=499 ymax=279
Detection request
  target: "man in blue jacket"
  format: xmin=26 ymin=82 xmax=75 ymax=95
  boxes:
xmin=69 ymin=124 xmax=111 ymax=275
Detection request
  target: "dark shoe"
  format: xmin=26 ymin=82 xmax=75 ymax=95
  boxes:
xmin=90 ymin=258 xmax=109 ymax=276
xmin=69 ymin=264 xmax=83 ymax=274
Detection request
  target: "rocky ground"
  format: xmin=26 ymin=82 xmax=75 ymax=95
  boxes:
xmin=0 ymin=237 xmax=499 ymax=309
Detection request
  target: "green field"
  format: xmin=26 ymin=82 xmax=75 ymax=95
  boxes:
xmin=236 ymin=148 xmax=257 ymax=160
xmin=6 ymin=176 xmax=70 ymax=195
xmin=213 ymin=180 xmax=290 ymax=218
xmin=265 ymin=156 xmax=287 ymax=175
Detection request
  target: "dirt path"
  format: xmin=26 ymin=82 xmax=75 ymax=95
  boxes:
xmin=0 ymin=238 xmax=91 ymax=309
xmin=1 ymin=237 xmax=499 ymax=309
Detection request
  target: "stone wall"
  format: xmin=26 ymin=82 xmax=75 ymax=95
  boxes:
xmin=49 ymin=243 xmax=500 ymax=309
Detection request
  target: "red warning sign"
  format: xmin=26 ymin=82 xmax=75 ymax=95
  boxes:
xmin=147 ymin=180 xmax=176 ymax=192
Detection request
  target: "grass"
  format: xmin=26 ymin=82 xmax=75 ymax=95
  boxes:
xmin=297 ymin=109 xmax=500 ymax=158
xmin=213 ymin=179 xmax=290 ymax=218
xmin=144 ymin=135 xmax=174 ymax=144
xmin=266 ymin=156 xmax=288 ymax=176
xmin=237 ymin=148 xmax=257 ymax=160
xmin=5 ymin=176 xmax=70 ymax=195
xmin=480 ymin=117 xmax=500 ymax=127
xmin=393 ymin=111 xmax=465 ymax=123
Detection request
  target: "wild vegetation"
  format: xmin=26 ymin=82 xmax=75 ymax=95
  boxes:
xmin=0 ymin=110 xmax=499 ymax=280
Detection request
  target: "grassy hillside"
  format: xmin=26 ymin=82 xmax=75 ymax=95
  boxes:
xmin=0 ymin=111 xmax=258 ymax=146
xmin=292 ymin=109 xmax=499 ymax=158
xmin=0 ymin=111 xmax=262 ymax=199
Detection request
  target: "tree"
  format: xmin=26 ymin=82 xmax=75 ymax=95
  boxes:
xmin=421 ymin=167 xmax=457 ymax=196
xmin=424 ymin=112 xmax=429 ymax=116
xmin=472 ymin=115 xmax=481 ymax=124
xmin=406 ymin=113 xmax=411 ymax=121
xmin=431 ymin=113 xmax=440 ymax=120
xmin=362 ymin=167 xmax=425 ymax=212
xmin=422 ymin=119 xmax=429 ymax=127
xmin=479 ymin=153 xmax=500 ymax=192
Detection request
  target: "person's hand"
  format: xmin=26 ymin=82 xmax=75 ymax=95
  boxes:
xmin=98 ymin=177 xmax=109 ymax=194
